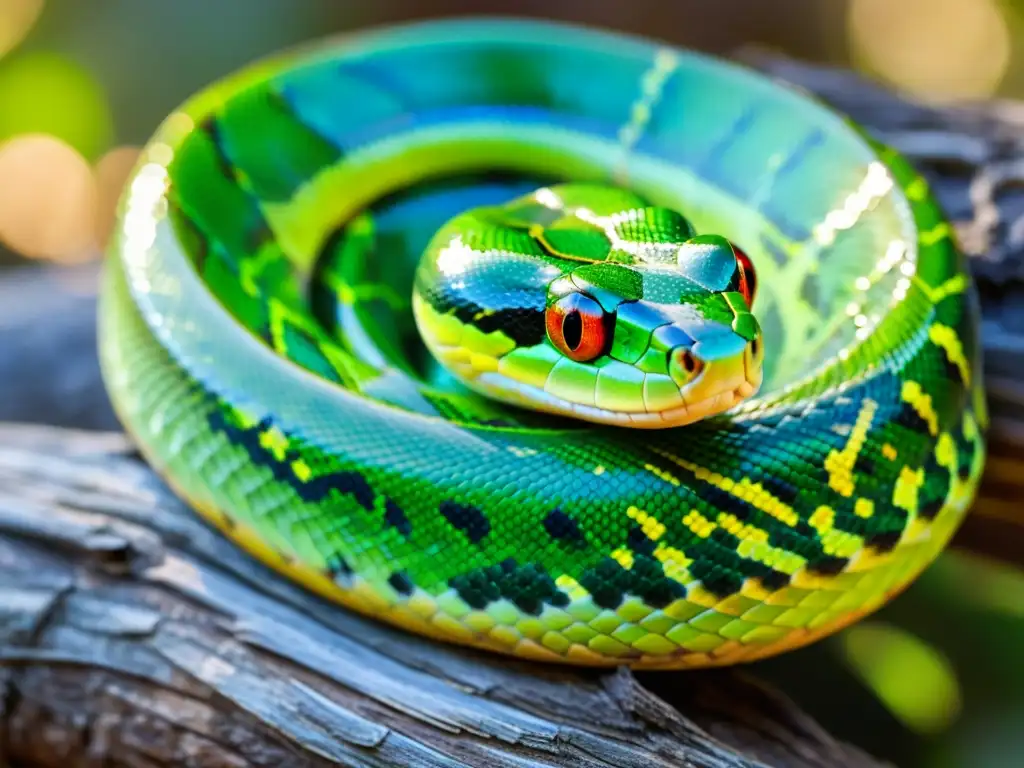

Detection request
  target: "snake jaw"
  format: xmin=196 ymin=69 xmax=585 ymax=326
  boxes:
xmin=659 ymin=329 xmax=763 ymax=427
xmin=457 ymin=318 xmax=763 ymax=430
xmin=411 ymin=181 xmax=769 ymax=428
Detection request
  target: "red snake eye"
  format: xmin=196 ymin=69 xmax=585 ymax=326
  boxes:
xmin=546 ymin=293 xmax=609 ymax=362
xmin=732 ymin=243 xmax=757 ymax=306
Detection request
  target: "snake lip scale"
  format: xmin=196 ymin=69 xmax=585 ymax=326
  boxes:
xmin=99 ymin=17 xmax=986 ymax=670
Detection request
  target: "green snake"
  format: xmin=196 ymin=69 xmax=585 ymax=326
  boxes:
xmin=98 ymin=18 xmax=986 ymax=669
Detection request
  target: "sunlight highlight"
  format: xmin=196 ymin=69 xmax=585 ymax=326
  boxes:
xmin=95 ymin=145 xmax=141 ymax=249
xmin=812 ymin=162 xmax=893 ymax=247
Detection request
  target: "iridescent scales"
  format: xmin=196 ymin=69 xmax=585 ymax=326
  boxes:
xmin=100 ymin=18 xmax=985 ymax=672
xmin=413 ymin=183 xmax=764 ymax=428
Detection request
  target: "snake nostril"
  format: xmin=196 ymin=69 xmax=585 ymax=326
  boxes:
xmin=744 ymin=337 xmax=764 ymax=382
xmin=674 ymin=349 xmax=704 ymax=382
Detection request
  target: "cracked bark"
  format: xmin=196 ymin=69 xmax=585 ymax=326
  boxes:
xmin=1 ymin=54 xmax=1022 ymax=767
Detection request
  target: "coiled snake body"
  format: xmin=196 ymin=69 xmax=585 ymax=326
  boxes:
xmin=99 ymin=19 xmax=986 ymax=668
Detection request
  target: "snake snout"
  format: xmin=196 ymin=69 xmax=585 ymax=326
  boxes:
xmin=667 ymin=329 xmax=763 ymax=418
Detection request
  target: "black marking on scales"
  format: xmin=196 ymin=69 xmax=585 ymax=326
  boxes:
xmin=384 ymin=498 xmax=413 ymax=538
xmin=206 ymin=408 xmax=382 ymax=510
xmin=415 ymin=275 xmax=547 ymax=349
xmin=543 ymin=508 xmax=586 ymax=546
xmin=439 ymin=501 xmax=492 ymax=544
xmin=388 ymin=571 xmax=415 ymax=596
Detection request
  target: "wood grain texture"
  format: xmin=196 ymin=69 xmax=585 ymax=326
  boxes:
xmin=3 ymin=53 xmax=1024 ymax=767
xmin=0 ymin=424 xmax=884 ymax=767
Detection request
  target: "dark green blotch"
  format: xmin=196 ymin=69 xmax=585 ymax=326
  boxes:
xmin=169 ymin=202 xmax=209 ymax=269
xmin=769 ymin=526 xmax=831 ymax=563
xmin=275 ymin=315 xmax=345 ymax=384
xmin=853 ymin=453 xmax=876 ymax=478
xmin=895 ymin=401 xmax=932 ymax=435
xmin=938 ymin=353 xmax=967 ymax=385
xmin=578 ymin=555 xmax=685 ymax=610
xmin=690 ymin=480 xmax=753 ymax=521
xmin=196 ymin=117 xmax=239 ymax=181
xmin=759 ymin=475 xmax=800 ymax=506
xmin=918 ymin=454 xmax=951 ymax=521
xmin=416 ymin=271 xmax=546 ymax=348
xmin=689 ymin=558 xmax=744 ymax=597
xmin=955 ymin=430 xmax=976 ymax=482
xmin=215 ymin=85 xmax=342 ymax=202
xmin=171 ymin=124 xmax=274 ymax=260
xmin=449 ymin=559 xmax=570 ymax=615
xmin=306 ymin=471 xmax=375 ymax=511
xmin=689 ymin=551 xmax=789 ymax=598
xmin=208 ymin=412 xmax=293 ymax=486
xmin=918 ymin=499 xmax=945 ymax=521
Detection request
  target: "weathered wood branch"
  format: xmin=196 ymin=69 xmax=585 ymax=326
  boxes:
xmin=2 ymin=53 xmax=1024 ymax=767
xmin=0 ymin=424 xmax=884 ymax=768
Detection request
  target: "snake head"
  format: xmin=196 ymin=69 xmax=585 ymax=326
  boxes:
xmin=413 ymin=184 xmax=763 ymax=428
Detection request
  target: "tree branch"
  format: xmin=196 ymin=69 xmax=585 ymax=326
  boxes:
xmin=0 ymin=424 xmax=882 ymax=767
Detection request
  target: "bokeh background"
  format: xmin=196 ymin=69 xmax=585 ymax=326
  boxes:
xmin=1 ymin=1 xmax=1022 ymax=766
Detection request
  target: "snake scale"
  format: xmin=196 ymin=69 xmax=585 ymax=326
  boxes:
xmin=98 ymin=18 xmax=986 ymax=669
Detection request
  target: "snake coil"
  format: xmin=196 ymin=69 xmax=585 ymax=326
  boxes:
xmin=99 ymin=18 xmax=986 ymax=669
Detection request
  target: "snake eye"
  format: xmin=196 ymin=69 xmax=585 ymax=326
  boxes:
xmin=731 ymin=243 xmax=757 ymax=306
xmin=546 ymin=293 xmax=610 ymax=362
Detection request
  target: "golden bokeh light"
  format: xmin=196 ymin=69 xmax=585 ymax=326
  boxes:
xmin=95 ymin=145 xmax=141 ymax=250
xmin=0 ymin=0 xmax=43 ymax=59
xmin=848 ymin=0 xmax=1010 ymax=102
xmin=0 ymin=134 xmax=98 ymax=263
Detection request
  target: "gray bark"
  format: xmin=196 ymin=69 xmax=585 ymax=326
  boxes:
xmin=3 ymin=54 xmax=1024 ymax=767
xmin=0 ymin=424 xmax=884 ymax=768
